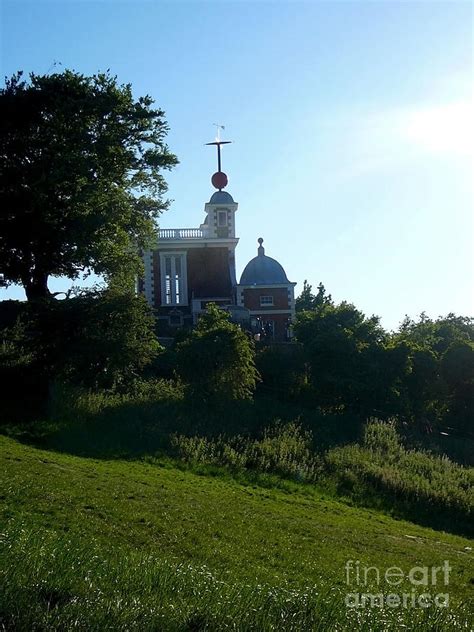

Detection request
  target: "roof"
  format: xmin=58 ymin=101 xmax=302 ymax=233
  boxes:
xmin=239 ymin=240 xmax=291 ymax=285
xmin=209 ymin=190 xmax=235 ymax=204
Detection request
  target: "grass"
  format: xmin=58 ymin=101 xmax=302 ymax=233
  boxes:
xmin=19 ymin=384 xmax=471 ymax=541
xmin=0 ymin=434 xmax=473 ymax=630
xmin=166 ymin=419 xmax=473 ymax=537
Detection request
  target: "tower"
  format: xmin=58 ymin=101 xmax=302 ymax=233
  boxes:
xmin=140 ymin=134 xmax=239 ymax=332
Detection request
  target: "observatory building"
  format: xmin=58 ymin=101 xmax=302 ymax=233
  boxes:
xmin=139 ymin=138 xmax=296 ymax=340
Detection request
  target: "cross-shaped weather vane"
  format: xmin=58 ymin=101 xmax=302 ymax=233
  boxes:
xmin=206 ymin=124 xmax=232 ymax=190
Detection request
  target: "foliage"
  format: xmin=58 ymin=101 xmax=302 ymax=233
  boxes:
xmin=325 ymin=420 xmax=474 ymax=536
xmin=7 ymin=290 xmax=162 ymax=389
xmin=294 ymin=300 xmax=390 ymax=414
xmin=293 ymin=283 xmax=474 ymax=431
xmin=392 ymin=314 xmax=474 ymax=429
xmin=171 ymin=421 xmax=320 ymax=481
xmin=48 ymin=378 xmax=184 ymax=424
xmin=440 ymin=341 xmax=474 ymax=431
xmin=169 ymin=417 xmax=474 ymax=536
xmin=0 ymin=70 xmax=178 ymax=299
xmin=295 ymin=280 xmax=332 ymax=312
xmin=255 ymin=343 xmax=308 ymax=399
xmin=174 ymin=304 xmax=259 ymax=402
xmin=362 ymin=418 xmax=403 ymax=456
xmin=396 ymin=312 xmax=474 ymax=355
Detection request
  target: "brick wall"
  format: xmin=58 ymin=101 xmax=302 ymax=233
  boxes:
xmin=243 ymin=287 xmax=289 ymax=310
xmin=187 ymin=248 xmax=233 ymax=299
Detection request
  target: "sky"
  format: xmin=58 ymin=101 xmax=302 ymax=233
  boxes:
xmin=1 ymin=0 xmax=472 ymax=330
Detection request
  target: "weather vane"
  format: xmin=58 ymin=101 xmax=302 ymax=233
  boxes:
xmin=205 ymin=125 xmax=232 ymax=190
xmin=213 ymin=123 xmax=225 ymax=141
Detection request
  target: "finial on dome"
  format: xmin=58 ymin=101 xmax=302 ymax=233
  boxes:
xmin=257 ymin=237 xmax=265 ymax=256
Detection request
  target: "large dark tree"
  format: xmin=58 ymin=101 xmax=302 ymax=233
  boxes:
xmin=0 ymin=70 xmax=178 ymax=300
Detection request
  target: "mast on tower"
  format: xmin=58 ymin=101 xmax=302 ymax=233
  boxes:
xmin=206 ymin=127 xmax=232 ymax=191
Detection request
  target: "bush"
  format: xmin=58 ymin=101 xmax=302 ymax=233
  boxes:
xmin=255 ymin=344 xmax=307 ymax=399
xmin=5 ymin=290 xmax=162 ymax=390
xmin=324 ymin=420 xmax=474 ymax=536
xmin=362 ymin=419 xmax=403 ymax=457
xmin=0 ymin=317 xmax=48 ymax=422
xmin=171 ymin=421 xmax=320 ymax=482
xmin=174 ymin=304 xmax=259 ymax=402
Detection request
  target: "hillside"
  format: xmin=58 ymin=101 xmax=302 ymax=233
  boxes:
xmin=0 ymin=434 xmax=472 ymax=630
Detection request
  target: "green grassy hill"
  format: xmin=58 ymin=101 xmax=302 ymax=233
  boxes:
xmin=0 ymin=434 xmax=473 ymax=630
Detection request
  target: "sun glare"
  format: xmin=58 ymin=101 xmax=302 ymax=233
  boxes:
xmin=402 ymin=101 xmax=473 ymax=156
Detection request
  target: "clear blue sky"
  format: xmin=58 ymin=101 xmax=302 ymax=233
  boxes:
xmin=1 ymin=0 xmax=472 ymax=330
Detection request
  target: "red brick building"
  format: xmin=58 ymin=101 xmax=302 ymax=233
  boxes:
xmin=237 ymin=238 xmax=296 ymax=341
xmin=140 ymin=141 xmax=296 ymax=340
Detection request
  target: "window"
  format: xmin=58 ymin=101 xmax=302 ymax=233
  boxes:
xmin=260 ymin=295 xmax=274 ymax=306
xmin=160 ymin=252 xmax=187 ymax=306
xmin=218 ymin=210 xmax=228 ymax=227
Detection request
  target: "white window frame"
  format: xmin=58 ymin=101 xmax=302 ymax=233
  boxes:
xmin=160 ymin=251 xmax=188 ymax=306
xmin=260 ymin=295 xmax=274 ymax=306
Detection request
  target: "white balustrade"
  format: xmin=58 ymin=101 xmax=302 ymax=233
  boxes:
xmin=158 ymin=228 xmax=205 ymax=240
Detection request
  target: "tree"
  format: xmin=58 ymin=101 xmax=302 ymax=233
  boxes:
xmin=7 ymin=288 xmax=162 ymax=389
xmin=396 ymin=313 xmax=474 ymax=355
xmin=294 ymin=301 xmax=388 ymax=413
xmin=440 ymin=341 xmax=474 ymax=432
xmin=0 ymin=70 xmax=178 ymax=300
xmin=295 ymin=281 xmax=332 ymax=312
xmin=174 ymin=304 xmax=259 ymax=402
xmin=393 ymin=313 xmax=474 ymax=425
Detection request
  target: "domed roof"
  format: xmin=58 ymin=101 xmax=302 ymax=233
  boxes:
xmin=209 ymin=190 xmax=235 ymax=204
xmin=240 ymin=239 xmax=290 ymax=285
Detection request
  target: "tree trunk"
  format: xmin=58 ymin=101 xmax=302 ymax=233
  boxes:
xmin=23 ymin=271 xmax=51 ymax=301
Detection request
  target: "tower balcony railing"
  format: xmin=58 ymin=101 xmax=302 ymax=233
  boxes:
xmin=158 ymin=228 xmax=206 ymax=240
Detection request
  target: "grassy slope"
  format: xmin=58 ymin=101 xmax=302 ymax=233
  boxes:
xmin=1 ymin=434 xmax=473 ymax=629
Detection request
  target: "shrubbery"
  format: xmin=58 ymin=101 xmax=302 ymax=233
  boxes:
xmin=171 ymin=419 xmax=473 ymax=536
xmin=171 ymin=421 xmax=319 ymax=482
xmin=294 ymin=290 xmax=474 ymax=432
xmin=12 ymin=290 xmax=161 ymax=389
xmin=0 ymin=290 xmax=162 ymax=423
xmin=324 ymin=421 xmax=473 ymax=535
xmin=174 ymin=304 xmax=259 ymax=402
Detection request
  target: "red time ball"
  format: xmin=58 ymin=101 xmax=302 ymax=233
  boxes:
xmin=211 ymin=171 xmax=228 ymax=190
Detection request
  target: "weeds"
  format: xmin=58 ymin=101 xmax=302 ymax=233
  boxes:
xmin=171 ymin=420 xmax=473 ymax=537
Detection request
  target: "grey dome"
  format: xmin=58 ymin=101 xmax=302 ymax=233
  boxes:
xmin=240 ymin=240 xmax=290 ymax=285
xmin=209 ymin=190 xmax=235 ymax=204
